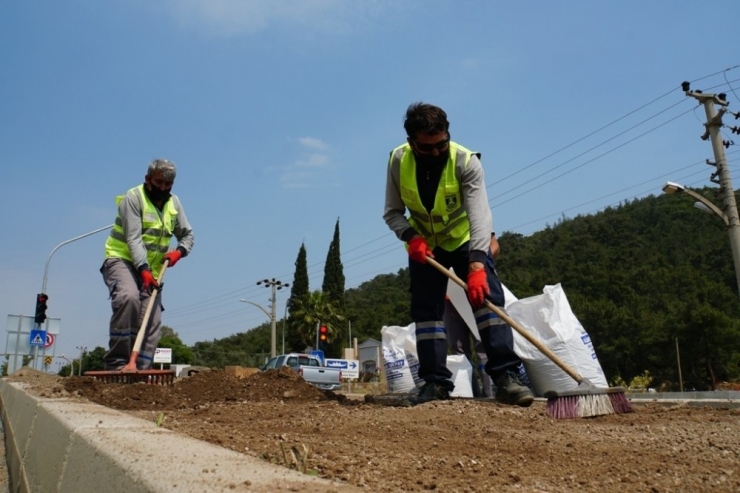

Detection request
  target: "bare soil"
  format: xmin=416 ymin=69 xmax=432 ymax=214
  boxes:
xmin=6 ymin=368 xmax=740 ymax=492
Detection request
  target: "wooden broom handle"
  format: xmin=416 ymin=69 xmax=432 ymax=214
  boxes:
xmin=426 ymin=256 xmax=583 ymax=383
xmin=131 ymin=260 xmax=170 ymax=354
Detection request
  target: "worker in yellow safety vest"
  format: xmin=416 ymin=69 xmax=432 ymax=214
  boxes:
xmin=383 ymin=103 xmax=533 ymax=407
xmin=101 ymin=158 xmax=194 ymax=370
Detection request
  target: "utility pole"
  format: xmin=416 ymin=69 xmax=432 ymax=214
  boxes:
xmin=241 ymin=278 xmax=289 ymax=358
xmin=682 ymin=81 xmax=740 ymax=297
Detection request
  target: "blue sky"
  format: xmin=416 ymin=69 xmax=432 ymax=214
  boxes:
xmin=2 ymin=1 xmax=739 ymax=368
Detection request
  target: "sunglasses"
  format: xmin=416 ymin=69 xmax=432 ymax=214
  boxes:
xmin=411 ymin=136 xmax=450 ymax=153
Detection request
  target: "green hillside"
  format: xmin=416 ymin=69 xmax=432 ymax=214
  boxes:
xmin=186 ymin=188 xmax=740 ymax=391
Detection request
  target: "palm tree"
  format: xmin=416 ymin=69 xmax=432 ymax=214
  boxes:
xmin=288 ymin=290 xmax=345 ymax=350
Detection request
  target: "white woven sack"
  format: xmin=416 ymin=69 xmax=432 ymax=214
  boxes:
xmin=507 ymin=283 xmax=608 ymax=396
xmin=447 ymin=354 xmax=474 ymax=398
xmin=381 ymin=324 xmax=424 ymax=393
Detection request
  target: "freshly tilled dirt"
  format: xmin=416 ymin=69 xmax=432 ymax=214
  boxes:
xmin=7 ymin=367 xmax=740 ymax=492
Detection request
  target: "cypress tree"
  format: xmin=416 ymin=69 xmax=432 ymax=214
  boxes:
xmin=285 ymin=243 xmax=310 ymax=352
xmin=289 ymin=242 xmax=310 ymax=306
xmin=322 ymin=218 xmax=345 ymax=310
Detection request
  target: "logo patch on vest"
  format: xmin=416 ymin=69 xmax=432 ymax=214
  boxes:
xmin=445 ymin=195 xmax=458 ymax=212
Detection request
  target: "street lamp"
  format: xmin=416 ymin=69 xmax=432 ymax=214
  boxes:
xmin=27 ymin=224 xmax=113 ymax=370
xmin=41 ymin=224 xmax=114 ymax=294
xmin=281 ymin=298 xmax=295 ymax=355
xmin=240 ymin=278 xmax=290 ymax=358
xmin=59 ymin=354 xmax=73 ymax=375
xmin=674 ymin=82 xmax=740 ymax=298
xmin=662 ymin=182 xmax=729 ymax=225
xmin=662 ymin=181 xmax=740 ymax=296
xmin=76 ymin=346 xmax=88 ymax=376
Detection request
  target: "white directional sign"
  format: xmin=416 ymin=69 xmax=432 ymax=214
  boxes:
xmin=153 ymin=347 xmax=172 ymax=363
xmin=324 ymin=358 xmax=360 ymax=380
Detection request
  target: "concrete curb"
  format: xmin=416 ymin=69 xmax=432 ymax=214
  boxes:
xmin=627 ymin=391 xmax=740 ymax=409
xmin=0 ymin=379 xmax=357 ymax=492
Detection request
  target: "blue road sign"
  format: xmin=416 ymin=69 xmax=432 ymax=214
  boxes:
xmin=30 ymin=330 xmax=47 ymax=347
xmin=325 ymin=358 xmax=348 ymax=370
xmin=310 ymin=349 xmax=324 ymax=365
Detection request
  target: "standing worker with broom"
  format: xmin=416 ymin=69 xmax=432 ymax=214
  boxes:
xmin=100 ymin=158 xmax=194 ymax=371
xmin=383 ymin=102 xmax=533 ymax=407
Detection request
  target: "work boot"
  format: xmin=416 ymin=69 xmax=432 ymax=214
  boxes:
xmin=494 ymin=371 xmax=534 ymax=407
xmin=407 ymin=382 xmax=450 ymax=406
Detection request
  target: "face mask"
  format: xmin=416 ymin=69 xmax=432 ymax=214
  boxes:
xmin=415 ymin=150 xmax=449 ymax=168
xmin=146 ymin=183 xmax=172 ymax=203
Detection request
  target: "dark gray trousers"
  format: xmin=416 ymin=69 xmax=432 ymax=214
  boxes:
xmin=409 ymin=242 xmax=522 ymax=390
xmin=100 ymin=258 xmax=162 ymax=370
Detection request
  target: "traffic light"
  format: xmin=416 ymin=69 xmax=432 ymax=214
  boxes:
xmin=319 ymin=325 xmax=328 ymax=352
xmin=34 ymin=293 xmax=49 ymax=325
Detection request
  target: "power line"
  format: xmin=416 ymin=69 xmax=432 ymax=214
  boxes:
xmin=490 ymin=106 xmax=697 ymax=209
xmin=162 ymin=68 xmax=740 ymax=329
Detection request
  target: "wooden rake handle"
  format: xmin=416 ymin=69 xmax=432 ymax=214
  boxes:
xmin=426 ymin=256 xmax=584 ymax=384
xmin=131 ymin=260 xmax=170 ymax=355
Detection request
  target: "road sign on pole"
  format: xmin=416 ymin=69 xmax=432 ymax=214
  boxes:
xmin=30 ymin=330 xmax=47 ymax=347
xmin=325 ymin=358 xmax=360 ymax=379
xmin=153 ymin=348 xmax=172 ymax=364
xmin=43 ymin=333 xmax=55 ymax=348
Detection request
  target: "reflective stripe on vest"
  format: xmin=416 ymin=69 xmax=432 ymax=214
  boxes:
xmin=391 ymin=141 xmax=476 ymax=252
xmin=104 ymin=185 xmax=177 ymax=277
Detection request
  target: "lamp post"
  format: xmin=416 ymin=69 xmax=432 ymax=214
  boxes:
xmin=663 ymin=181 xmax=740 ymax=297
xmin=662 ymin=182 xmax=728 ymax=224
xmin=59 ymin=354 xmax=73 ymax=375
xmin=31 ymin=224 xmax=113 ymax=370
xmin=76 ymin=346 xmax=88 ymax=376
xmin=41 ymin=224 xmax=114 ymax=294
xmin=240 ymin=278 xmax=289 ymax=358
xmin=281 ymin=298 xmax=294 ymax=355
xmin=674 ymin=82 xmax=740 ymax=298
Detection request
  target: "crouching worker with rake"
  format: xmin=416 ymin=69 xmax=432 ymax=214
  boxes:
xmin=383 ymin=102 xmax=533 ymax=407
xmin=100 ymin=158 xmax=194 ymax=371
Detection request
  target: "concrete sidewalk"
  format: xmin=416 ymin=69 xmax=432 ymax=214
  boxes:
xmin=0 ymin=379 xmax=358 ymax=493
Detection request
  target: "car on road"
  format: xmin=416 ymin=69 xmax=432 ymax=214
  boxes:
xmin=261 ymin=353 xmax=342 ymax=391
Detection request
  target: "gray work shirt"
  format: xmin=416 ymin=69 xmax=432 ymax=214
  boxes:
xmin=383 ymin=148 xmax=493 ymax=262
xmin=117 ymin=188 xmax=195 ymax=270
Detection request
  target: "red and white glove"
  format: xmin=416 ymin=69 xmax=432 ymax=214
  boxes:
xmin=407 ymin=236 xmax=433 ymax=264
xmin=164 ymin=249 xmax=182 ymax=267
xmin=467 ymin=268 xmax=490 ymax=308
xmin=140 ymin=269 xmax=159 ymax=293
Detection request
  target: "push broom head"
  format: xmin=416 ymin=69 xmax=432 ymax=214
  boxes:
xmin=544 ymin=378 xmax=633 ymax=419
xmin=84 ymin=369 xmax=176 ymax=385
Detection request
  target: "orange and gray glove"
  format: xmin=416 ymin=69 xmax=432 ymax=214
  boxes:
xmin=164 ymin=249 xmax=183 ymax=267
xmin=140 ymin=269 xmax=159 ymax=293
xmin=467 ymin=268 xmax=490 ymax=308
xmin=407 ymin=236 xmax=433 ymax=264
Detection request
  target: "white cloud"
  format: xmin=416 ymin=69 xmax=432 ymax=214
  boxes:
xmin=299 ymin=137 xmax=329 ymax=151
xmin=163 ymin=0 xmax=410 ymax=37
xmin=279 ymin=137 xmax=333 ymax=187
xmin=296 ymin=153 xmax=329 ymax=168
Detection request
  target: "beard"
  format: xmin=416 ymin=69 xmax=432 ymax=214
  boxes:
xmin=415 ymin=149 xmax=450 ymax=168
xmin=145 ymin=183 xmax=172 ymax=203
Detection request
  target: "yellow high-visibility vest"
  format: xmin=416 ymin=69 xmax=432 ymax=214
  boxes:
xmin=391 ymin=141 xmax=477 ymax=252
xmin=104 ymin=185 xmax=177 ymax=277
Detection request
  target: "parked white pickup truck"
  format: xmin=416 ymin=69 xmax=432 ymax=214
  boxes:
xmin=261 ymin=353 xmax=343 ymax=391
